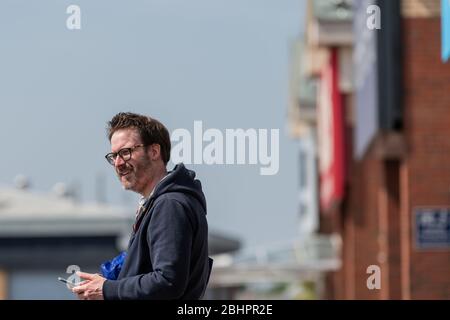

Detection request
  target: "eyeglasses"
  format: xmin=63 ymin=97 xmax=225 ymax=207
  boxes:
xmin=105 ymin=144 xmax=145 ymax=165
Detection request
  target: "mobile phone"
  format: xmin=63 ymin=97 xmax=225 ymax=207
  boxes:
xmin=58 ymin=277 xmax=80 ymax=289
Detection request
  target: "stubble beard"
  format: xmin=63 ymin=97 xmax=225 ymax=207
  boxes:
xmin=118 ymin=154 xmax=153 ymax=195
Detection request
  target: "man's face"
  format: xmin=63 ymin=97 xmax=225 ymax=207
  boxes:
xmin=110 ymin=128 xmax=152 ymax=195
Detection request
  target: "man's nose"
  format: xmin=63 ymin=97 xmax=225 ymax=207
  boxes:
xmin=114 ymin=155 xmax=126 ymax=167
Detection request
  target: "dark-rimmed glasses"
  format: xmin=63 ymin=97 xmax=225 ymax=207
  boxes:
xmin=105 ymin=144 xmax=145 ymax=165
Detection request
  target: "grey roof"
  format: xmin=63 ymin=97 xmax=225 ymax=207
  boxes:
xmin=0 ymin=187 xmax=128 ymax=218
xmin=0 ymin=187 xmax=133 ymax=237
xmin=209 ymin=230 xmax=241 ymax=255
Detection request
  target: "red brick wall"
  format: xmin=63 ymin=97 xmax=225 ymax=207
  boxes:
xmin=324 ymin=15 xmax=450 ymax=300
xmin=350 ymin=153 xmax=383 ymax=299
xmin=325 ymin=104 xmax=386 ymax=299
xmin=402 ymin=17 xmax=450 ymax=299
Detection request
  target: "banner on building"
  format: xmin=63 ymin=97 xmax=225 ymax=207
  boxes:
xmin=317 ymin=49 xmax=345 ymax=213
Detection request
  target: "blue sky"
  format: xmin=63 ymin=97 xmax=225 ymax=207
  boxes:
xmin=0 ymin=0 xmax=305 ymax=248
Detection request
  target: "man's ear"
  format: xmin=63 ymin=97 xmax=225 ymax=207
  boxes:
xmin=148 ymin=144 xmax=161 ymax=161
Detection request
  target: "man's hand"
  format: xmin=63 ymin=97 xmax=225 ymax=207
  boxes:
xmin=72 ymin=271 xmax=106 ymax=300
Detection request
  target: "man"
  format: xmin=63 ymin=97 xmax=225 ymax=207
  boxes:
xmin=73 ymin=112 xmax=212 ymax=300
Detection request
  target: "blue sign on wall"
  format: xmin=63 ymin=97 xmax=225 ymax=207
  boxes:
xmin=443 ymin=0 xmax=450 ymax=62
xmin=415 ymin=208 xmax=450 ymax=249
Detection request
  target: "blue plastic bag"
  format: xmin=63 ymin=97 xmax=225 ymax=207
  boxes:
xmin=100 ymin=251 xmax=127 ymax=280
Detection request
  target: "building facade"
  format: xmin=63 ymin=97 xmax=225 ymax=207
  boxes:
xmin=291 ymin=0 xmax=450 ymax=299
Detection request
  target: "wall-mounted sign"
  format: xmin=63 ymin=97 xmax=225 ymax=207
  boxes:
xmin=415 ymin=208 xmax=450 ymax=249
xmin=353 ymin=0 xmax=402 ymax=158
xmin=354 ymin=0 xmax=379 ymax=158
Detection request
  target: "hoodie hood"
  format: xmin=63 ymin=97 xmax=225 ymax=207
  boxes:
xmin=150 ymin=163 xmax=207 ymax=213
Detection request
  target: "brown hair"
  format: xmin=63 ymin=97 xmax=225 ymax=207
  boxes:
xmin=107 ymin=112 xmax=171 ymax=165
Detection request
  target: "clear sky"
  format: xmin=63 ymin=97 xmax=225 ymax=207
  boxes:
xmin=0 ymin=0 xmax=305 ymax=248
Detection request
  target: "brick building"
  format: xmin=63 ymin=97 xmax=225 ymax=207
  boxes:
xmin=291 ymin=0 xmax=450 ymax=299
